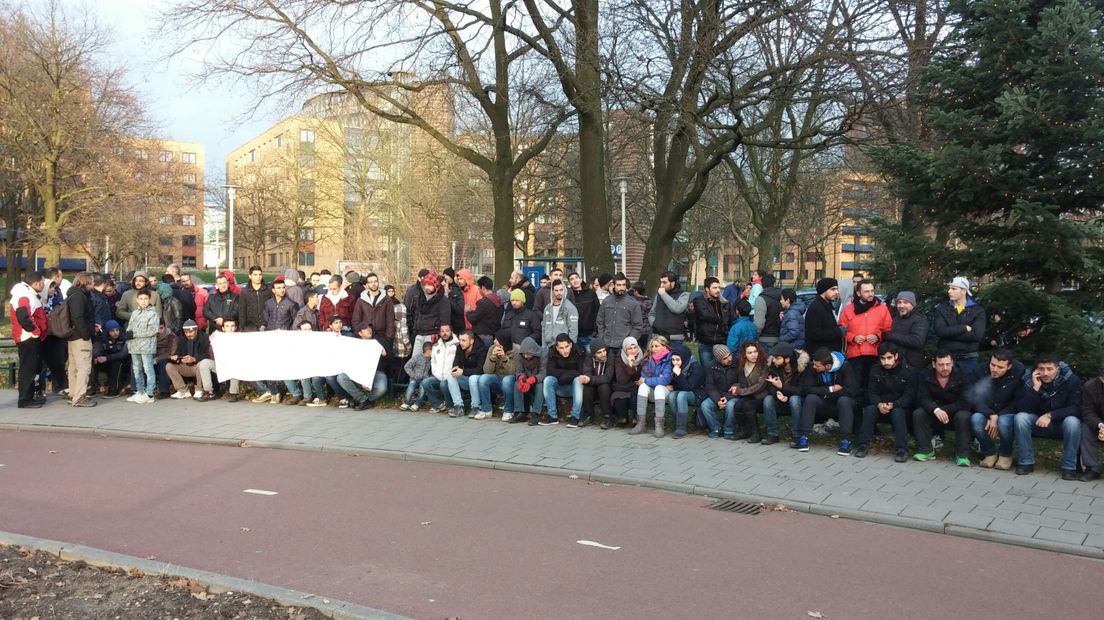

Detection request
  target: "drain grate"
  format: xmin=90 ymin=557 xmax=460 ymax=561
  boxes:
xmin=706 ymin=499 xmax=762 ymax=515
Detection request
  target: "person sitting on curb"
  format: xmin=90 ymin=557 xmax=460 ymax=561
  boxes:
xmin=633 ymin=335 xmax=674 ymax=437
xmin=795 ymin=348 xmax=858 ymax=455
xmin=912 ymin=350 xmax=972 ymax=465
xmin=699 ymin=344 xmax=741 ymax=439
xmin=762 ymin=342 xmax=810 ymax=446
xmin=166 ymin=320 xmax=216 ymax=401
xmin=856 ymin=342 xmax=916 ymax=462
xmin=473 ymin=331 xmax=516 ymax=421
xmin=421 ymin=324 xmax=460 ymax=414
xmin=608 ymin=337 xmax=643 ymax=429
xmin=579 ymin=337 xmax=614 ymax=428
xmin=400 ymin=341 xmax=434 ymax=411
xmin=730 ymin=340 xmax=769 ymax=443
xmin=1079 ymin=357 xmax=1104 ymax=482
xmin=668 ymin=343 xmax=706 ymax=439
xmin=1012 ymin=354 xmax=1083 ymax=479
xmin=336 ymin=323 xmax=391 ymax=411
xmin=447 ymin=330 xmax=486 ymax=418
xmin=967 ymin=348 xmax=1023 ymax=471
xmin=512 ymin=336 xmax=547 ymax=425
xmin=543 ymin=332 xmax=587 ymax=427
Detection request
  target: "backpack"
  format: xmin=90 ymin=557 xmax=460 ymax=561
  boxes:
xmin=48 ymin=298 xmax=75 ymax=339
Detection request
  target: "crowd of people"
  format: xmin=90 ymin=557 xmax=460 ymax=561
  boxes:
xmin=7 ymin=264 xmax=1104 ymax=482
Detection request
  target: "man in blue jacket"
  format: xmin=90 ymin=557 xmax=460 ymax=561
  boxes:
xmin=1013 ymin=354 xmax=1082 ymax=479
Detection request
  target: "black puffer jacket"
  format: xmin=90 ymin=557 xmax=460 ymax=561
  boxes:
xmin=867 ymin=363 xmax=917 ymax=410
xmin=203 ymin=290 xmax=239 ymax=332
xmin=933 ymin=300 xmax=986 ymax=358
xmin=238 ymin=283 xmax=272 ymax=332
xmin=966 ymin=361 xmax=1024 ymax=416
xmin=692 ymin=296 xmax=732 ymax=346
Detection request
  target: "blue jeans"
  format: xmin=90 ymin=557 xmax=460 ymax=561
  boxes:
xmin=403 ymin=381 xmax=423 ymax=406
xmin=956 ymin=357 xmax=980 ymax=376
xmin=510 ymin=375 xmax=545 ymax=414
xmin=473 ymin=374 xmax=506 ymax=413
xmin=1014 ymin=412 xmax=1081 ymax=470
xmin=762 ymin=394 xmax=802 ymax=438
xmin=323 ymin=376 xmax=351 ymax=401
xmin=337 ymin=372 xmax=388 ymax=404
xmin=668 ymin=390 xmax=698 ymax=415
xmin=575 ymin=335 xmax=593 ymax=352
xmin=543 ymin=376 xmax=583 ymax=420
xmin=284 ymin=378 xmax=322 ymax=400
xmin=421 ymin=376 xmax=463 ymax=408
xmin=130 ymin=353 xmax=155 ymax=396
xmin=155 ymin=359 xmax=172 ymax=394
xmin=444 ymin=375 xmax=471 ymax=407
xmin=858 ymin=404 xmax=909 ymax=451
xmin=698 ymin=346 xmax=715 ymax=371
xmin=252 ymin=380 xmax=278 ymax=395
xmin=969 ymin=412 xmax=1015 ymax=456
xmin=699 ymin=397 xmax=739 ymax=436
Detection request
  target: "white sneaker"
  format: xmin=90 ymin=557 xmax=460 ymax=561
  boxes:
xmin=306 ymin=398 xmax=326 ymax=407
xmin=473 ymin=411 xmax=492 ymax=420
xmin=171 ymin=390 xmax=191 ymax=399
xmin=140 ymin=393 xmax=155 ymax=404
xmin=408 ymin=404 xmax=419 ymax=412
xmin=251 ymin=392 xmax=272 ymax=403
xmin=338 ymin=399 xmax=350 ymax=409
xmin=399 ymin=403 xmax=410 ymax=411
xmin=126 ymin=393 xmax=140 ymax=403
xmin=502 ymin=412 xmax=514 ymax=422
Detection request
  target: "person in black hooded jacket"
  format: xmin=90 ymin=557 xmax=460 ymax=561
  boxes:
xmin=967 ymin=348 xmax=1023 ymax=471
xmin=856 ymin=342 xmax=917 ymax=461
xmin=579 ymin=337 xmax=614 ymax=427
xmin=669 ymin=343 xmax=706 ymax=438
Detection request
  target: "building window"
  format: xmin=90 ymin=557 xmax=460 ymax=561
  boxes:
xmin=301 ymin=203 xmax=315 ymax=216
xmin=181 ymin=215 xmax=196 ymax=226
xmin=158 ymin=215 xmax=171 ymax=225
xmin=299 ymin=178 xmax=315 ymax=200
xmin=182 ymin=235 xmax=197 ymax=247
xmin=785 ymin=252 xmax=795 ymax=263
xmin=298 ymin=251 xmax=315 ymax=265
xmin=268 ymin=253 xmax=278 ymax=267
xmin=183 ymin=185 xmax=196 ymax=200
xmin=182 ymin=256 xmax=197 ymax=268
xmin=182 ymin=152 xmax=197 ymax=164
xmin=299 ymin=129 xmax=315 ymax=143
xmin=298 ymin=227 xmax=315 ymax=241
xmin=136 ymin=149 xmax=149 ymax=160
xmin=158 ymin=150 xmax=173 ymax=162
xmin=158 ymin=236 xmax=172 ymax=247
xmin=183 ymin=173 xmax=197 ymax=184
xmin=777 ymin=270 xmax=794 ymax=281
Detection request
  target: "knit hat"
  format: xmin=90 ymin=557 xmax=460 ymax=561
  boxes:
xmin=896 ymin=291 xmax=917 ymax=307
xmin=815 ymin=277 xmax=839 ymax=295
xmin=443 ymin=267 xmax=456 ymax=279
xmin=182 ymin=319 xmax=198 ymax=331
xmin=133 ymin=270 xmax=149 ymax=281
xmin=947 ymin=276 xmax=971 ymax=295
xmin=590 ymin=337 xmax=608 ymax=354
xmin=510 ymin=289 xmax=526 ymax=303
xmin=598 ymin=273 xmax=613 ymax=287
xmin=769 ymin=342 xmax=795 ymax=358
xmin=355 ymin=322 xmax=372 ymax=333
xmin=104 ymin=320 xmax=120 ymax=332
xmin=422 ymin=271 xmax=440 ymax=291
xmin=712 ymin=344 xmax=732 ymax=360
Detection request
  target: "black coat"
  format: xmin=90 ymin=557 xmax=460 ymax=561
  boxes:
xmin=867 ymin=363 xmax=917 ymax=410
xmin=413 ymin=290 xmax=451 ymax=336
xmin=571 ymin=287 xmax=599 ymax=337
xmin=452 ymin=339 xmax=488 ymax=377
xmin=704 ymin=361 xmax=742 ymax=404
xmin=967 ymin=362 xmax=1024 ymax=416
xmin=238 ymin=283 xmax=272 ymax=331
xmin=501 ymin=306 xmax=540 ymax=349
xmin=916 ymin=368 xmax=971 ymax=414
xmin=804 ymin=295 xmax=842 ymax=355
xmin=692 ymin=296 xmax=732 ymax=346
xmin=65 ymin=288 xmax=95 ymax=341
xmin=933 ymin=300 xmax=986 ymax=357
xmin=887 ymin=311 xmax=929 ymax=369
xmin=805 ymin=361 xmax=859 ymax=401
xmin=172 ymin=331 xmax=211 ymax=362
xmin=203 ymin=290 xmax=239 ymax=331
xmin=546 ymin=344 xmax=586 ymax=384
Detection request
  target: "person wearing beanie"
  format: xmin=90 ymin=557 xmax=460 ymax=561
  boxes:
xmin=804 ymin=277 xmax=843 ymax=356
xmin=508 ymin=269 xmax=537 ymax=309
xmin=699 ymin=342 xmax=741 ymax=438
xmin=501 ymin=287 xmax=541 ymax=352
xmin=579 ymin=336 xmax=614 ymax=428
xmin=595 ymin=273 xmax=613 ymax=302
xmin=166 ymin=317 xmax=215 ymax=401
xmin=411 ymin=270 xmax=452 ymax=354
xmin=887 ymin=290 xmax=928 ymax=369
xmin=933 ymin=276 xmax=986 ymax=375
xmin=92 ymin=318 xmax=129 ymax=398
xmin=473 ymin=330 xmax=518 ymax=420
xmin=763 ymin=337 xmax=815 ymax=444
xmin=466 ymin=276 xmax=504 ymax=347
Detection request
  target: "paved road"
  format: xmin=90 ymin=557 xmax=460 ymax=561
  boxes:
xmin=1 ymin=432 xmax=1102 ymax=619
xmin=1 ymin=390 xmax=1103 ymax=559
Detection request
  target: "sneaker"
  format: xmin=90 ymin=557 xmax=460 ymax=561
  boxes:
xmin=760 ymin=435 xmax=778 ymax=445
xmin=194 ymin=392 xmax=211 ymax=402
xmin=102 ymin=391 xmax=121 ymax=399
xmin=538 ymin=414 xmax=557 ymax=426
xmin=227 ymin=393 xmax=241 ymax=403
xmin=125 ymin=393 xmax=141 ymax=403
xmin=837 ymin=439 xmax=852 ymax=456
xmin=170 ymin=390 xmax=191 ymax=400
xmin=338 ymin=399 xmax=350 ymax=409
xmin=894 ymin=449 xmax=908 ymax=463
xmin=708 ymin=430 xmax=720 ymax=438
xmin=913 ymin=451 xmax=937 ymax=462
xmin=796 ymin=436 xmax=810 ymax=452
xmin=578 ymin=416 xmax=593 ymax=428
xmin=502 ymin=412 xmax=514 ymax=422
xmin=994 ymin=456 xmax=1014 ymax=471
xmin=399 ymin=403 xmax=410 ymax=411
xmin=671 ymin=429 xmax=687 ymax=439
xmin=408 ymin=404 xmax=419 ymax=412
xmin=251 ymin=392 xmax=273 ymax=404
xmin=853 ymin=445 xmax=868 ymax=458
xmin=565 ymin=417 xmax=580 ymax=428
xmin=284 ymin=396 xmax=301 ymax=406
xmin=141 ymin=393 xmax=155 ymax=404
xmin=433 ymin=404 xmax=448 ymax=413
xmin=931 ymin=436 xmax=944 ymax=450
xmin=955 ymin=456 xmax=971 ymax=467
xmin=448 ymin=406 xmax=465 ymax=418
xmin=527 ymin=414 xmax=540 ymax=426
xmin=71 ymin=397 xmax=97 ymax=408
xmin=270 ymin=394 xmax=282 ymax=405
xmin=353 ymin=399 xmax=373 ymax=411
xmin=306 ymin=398 xmax=326 ymax=407
xmin=473 ymin=411 xmax=492 ymax=420
xmin=979 ymin=454 xmax=998 ymax=468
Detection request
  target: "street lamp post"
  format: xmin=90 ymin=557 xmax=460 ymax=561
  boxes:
xmin=613 ymin=177 xmax=629 ymax=276
xmin=222 ymin=184 xmax=239 ymax=270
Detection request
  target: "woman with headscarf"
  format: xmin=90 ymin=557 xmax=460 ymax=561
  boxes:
xmin=607 ymin=336 xmax=643 ymax=429
xmin=633 ymin=335 xmax=674 ymax=437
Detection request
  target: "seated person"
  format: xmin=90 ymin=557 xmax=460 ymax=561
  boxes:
xmin=912 ymin=350 xmax=972 ymax=465
xmin=699 ymin=344 xmax=741 ymax=438
xmin=165 ymin=320 xmax=216 ymax=401
xmin=580 ymin=338 xmax=614 ymax=429
xmin=731 ymin=340 xmax=768 ymax=443
xmin=447 ymin=330 xmax=486 ymax=418
xmin=607 ymin=337 xmax=643 ymax=430
xmin=473 ymin=330 xmax=517 ymax=421
xmin=92 ymin=320 xmax=129 ymax=398
xmin=1012 ymin=354 xmax=1083 ymax=479
xmin=544 ymin=332 xmax=587 ymax=427
xmin=336 ymin=322 xmax=391 ymax=411
xmin=967 ymin=348 xmax=1023 ymax=470
xmin=284 ymin=320 xmax=326 ymax=406
xmin=668 ymin=343 xmax=705 ymax=438
xmin=401 ymin=341 xmax=435 ymax=411
xmin=1079 ymin=358 xmax=1104 ymax=482
xmin=796 ymin=348 xmax=858 ymax=455
xmin=856 ymin=342 xmax=916 ymax=462
xmin=762 ymin=342 xmax=810 ymax=445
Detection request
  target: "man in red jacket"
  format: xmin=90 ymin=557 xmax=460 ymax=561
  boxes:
xmin=9 ymin=271 xmax=48 ymax=408
xmin=837 ymin=279 xmax=891 ymax=398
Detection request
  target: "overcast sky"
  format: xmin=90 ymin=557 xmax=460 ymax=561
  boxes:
xmin=68 ymin=0 xmax=274 ymax=186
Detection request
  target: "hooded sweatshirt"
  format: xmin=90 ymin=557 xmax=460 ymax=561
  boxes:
xmin=456 ymin=269 xmax=483 ymax=328
xmin=9 ymin=282 xmax=47 ymax=343
xmin=467 ymin=292 xmax=504 ymax=338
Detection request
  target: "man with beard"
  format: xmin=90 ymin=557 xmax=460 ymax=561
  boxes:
xmin=466 ymin=276 xmax=503 ymax=347
xmin=804 ymin=277 xmax=842 ymax=356
xmin=886 ymin=291 xmax=928 ymax=369
xmin=753 ymin=274 xmax=785 ymax=349
xmin=856 ymin=342 xmax=916 ymax=461
xmin=595 ymin=272 xmax=644 ymax=360
xmin=541 ymin=279 xmax=579 ymax=346
xmin=203 ymin=274 xmax=238 ymax=334
xmin=412 ymin=271 xmax=451 ymax=353
xmin=837 ymin=279 xmax=892 ymax=396
xmin=509 ymin=269 xmax=537 ymax=309
xmin=691 ymin=277 xmax=733 ymax=369
xmin=568 ymin=272 xmax=598 ymax=350
xmin=649 ymin=271 xmax=690 ymax=344
xmin=352 ymin=272 xmax=396 ymax=348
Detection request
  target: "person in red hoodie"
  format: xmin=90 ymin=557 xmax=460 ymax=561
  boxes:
xmin=455 ymin=268 xmax=483 ymax=329
xmin=837 ymin=278 xmax=892 ymax=397
xmin=319 ymin=274 xmax=354 ymax=332
xmin=9 ymin=271 xmax=48 ymax=408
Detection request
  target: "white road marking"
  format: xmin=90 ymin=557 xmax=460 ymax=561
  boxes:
xmin=576 ymin=540 xmax=620 ymax=550
xmin=242 ymin=489 xmax=278 ymax=496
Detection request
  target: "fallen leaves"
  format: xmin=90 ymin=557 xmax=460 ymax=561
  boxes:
xmin=420 ymin=521 xmax=432 ymax=526
xmin=769 ymin=503 xmax=789 ymax=512
xmin=568 ymin=474 xmax=579 ymax=480
xmin=807 ymin=612 xmax=826 ymax=618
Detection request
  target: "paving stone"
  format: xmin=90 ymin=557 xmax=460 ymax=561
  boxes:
xmin=986 ymin=519 xmax=1039 ymax=538
xmin=1041 ymin=507 xmax=1092 ymax=523
xmin=1033 ymin=527 xmax=1087 ymax=546
xmin=1015 ymin=512 xmax=1066 ymax=529
xmin=943 ymin=511 xmax=993 ymax=530
xmin=1057 ymin=520 xmax=1104 ymax=536
xmin=899 ymin=504 xmax=950 ymax=522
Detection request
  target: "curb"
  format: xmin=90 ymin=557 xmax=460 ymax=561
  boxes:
xmin=0 ymin=530 xmax=410 ymax=620
xmin=3 ymin=423 xmax=1103 ymax=561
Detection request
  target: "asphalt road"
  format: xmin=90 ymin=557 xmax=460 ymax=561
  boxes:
xmin=1 ymin=431 xmax=1100 ymax=619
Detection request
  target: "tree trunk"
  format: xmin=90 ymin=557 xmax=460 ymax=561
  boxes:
xmin=637 ymin=200 xmax=680 ymax=293
xmin=575 ymin=0 xmax=612 ymax=279
xmin=491 ymin=171 xmax=515 ymax=285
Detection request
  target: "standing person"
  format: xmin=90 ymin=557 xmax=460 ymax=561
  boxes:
xmin=9 ymin=271 xmax=48 ymax=408
xmin=856 ymin=343 xmax=917 ymax=461
xmin=115 ymin=271 xmax=163 ymax=324
xmin=508 ymin=269 xmax=537 ymax=309
xmin=721 ymin=277 xmax=743 ymax=306
xmin=292 ymin=289 xmax=321 ymax=332
xmin=533 ymin=267 xmax=574 ymax=317
xmin=90 ymin=274 xmax=114 ymax=337
xmin=779 ymin=289 xmax=806 ymax=350
xmin=203 ymin=274 xmax=239 ymax=334
xmin=501 ymin=289 xmax=540 ymax=349
xmin=64 ymin=272 xmax=97 ymax=407
xmin=179 ymin=273 xmax=208 ymax=332
xmin=411 ymin=271 xmax=452 ymax=353
xmin=466 ymin=276 xmax=503 ymax=347
xmin=804 ymin=277 xmax=843 ymax=356
xmin=542 ymin=333 xmax=586 ymax=426
xmin=795 ymin=349 xmax=859 ymax=455
xmin=320 ymin=275 xmax=354 ymax=331
xmin=403 ymin=269 xmax=429 ymax=339
xmin=1079 ymin=359 xmax=1104 ymax=482
xmin=158 ymin=279 xmax=183 ymax=334
xmin=933 ymin=276 xmax=986 ymax=375
xmin=351 ymin=272 xmax=395 ymax=347
xmin=649 ymin=271 xmax=690 ymax=344
xmin=593 ymin=273 xmax=612 ymax=303
xmin=691 ymin=277 xmax=732 ymax=369
xmin=568 ymin=272 xmax=598 ymax=350
xmin=40 ymin=272 xmax=69 ymax=396
xmin=541 ymin=279 xmax=579 ymax=347
xmin=282 ymin=268 xmax=304 ymax=307
xmin=1012 ymin=354 xmax=1083 ymax=479
xmin=726 ymin=299 xmax=758 ymax=351
xmin=607 ymin=337 xmax=643 ymax=429
xmin=968 ymin=349 xmax=1023 ymax=470
xmin=125 ymin=290 xmax=160 ymax=404
xmin=886 ymin=291 xmax=928 ymax=369
xmin=912 ymin=350 xmax=973 ymax=465
xmin=386 ymin=284 xmax=412 ymax=362
xmin=837 ymin=279 xmax=892 ymax=396
xmin=441 ymin=267 xmax=466 ymax=332
xmin=238 ymin=266 xmax=272 ymax=332
xmin=263 ymin=277 xmax=300 ymax=331
xmin=578 ymin=337 xmax=614 ymax=428
xmin=595 ymin=273 xmax=644 ymax=358
xmin=747 ymin=270 xmax=766 ymax=308
xmin=753 ymin=274 xmax=784 ymax=349
xmin=668 ymin=344 xmax=706 ymax=438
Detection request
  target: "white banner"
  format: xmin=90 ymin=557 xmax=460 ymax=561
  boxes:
xmin=210 ymin=331 xmax=383 ymax=388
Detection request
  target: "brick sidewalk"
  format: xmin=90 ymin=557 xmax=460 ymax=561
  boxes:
xmin=2 ymin=390 xmax=1102 ymax=558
